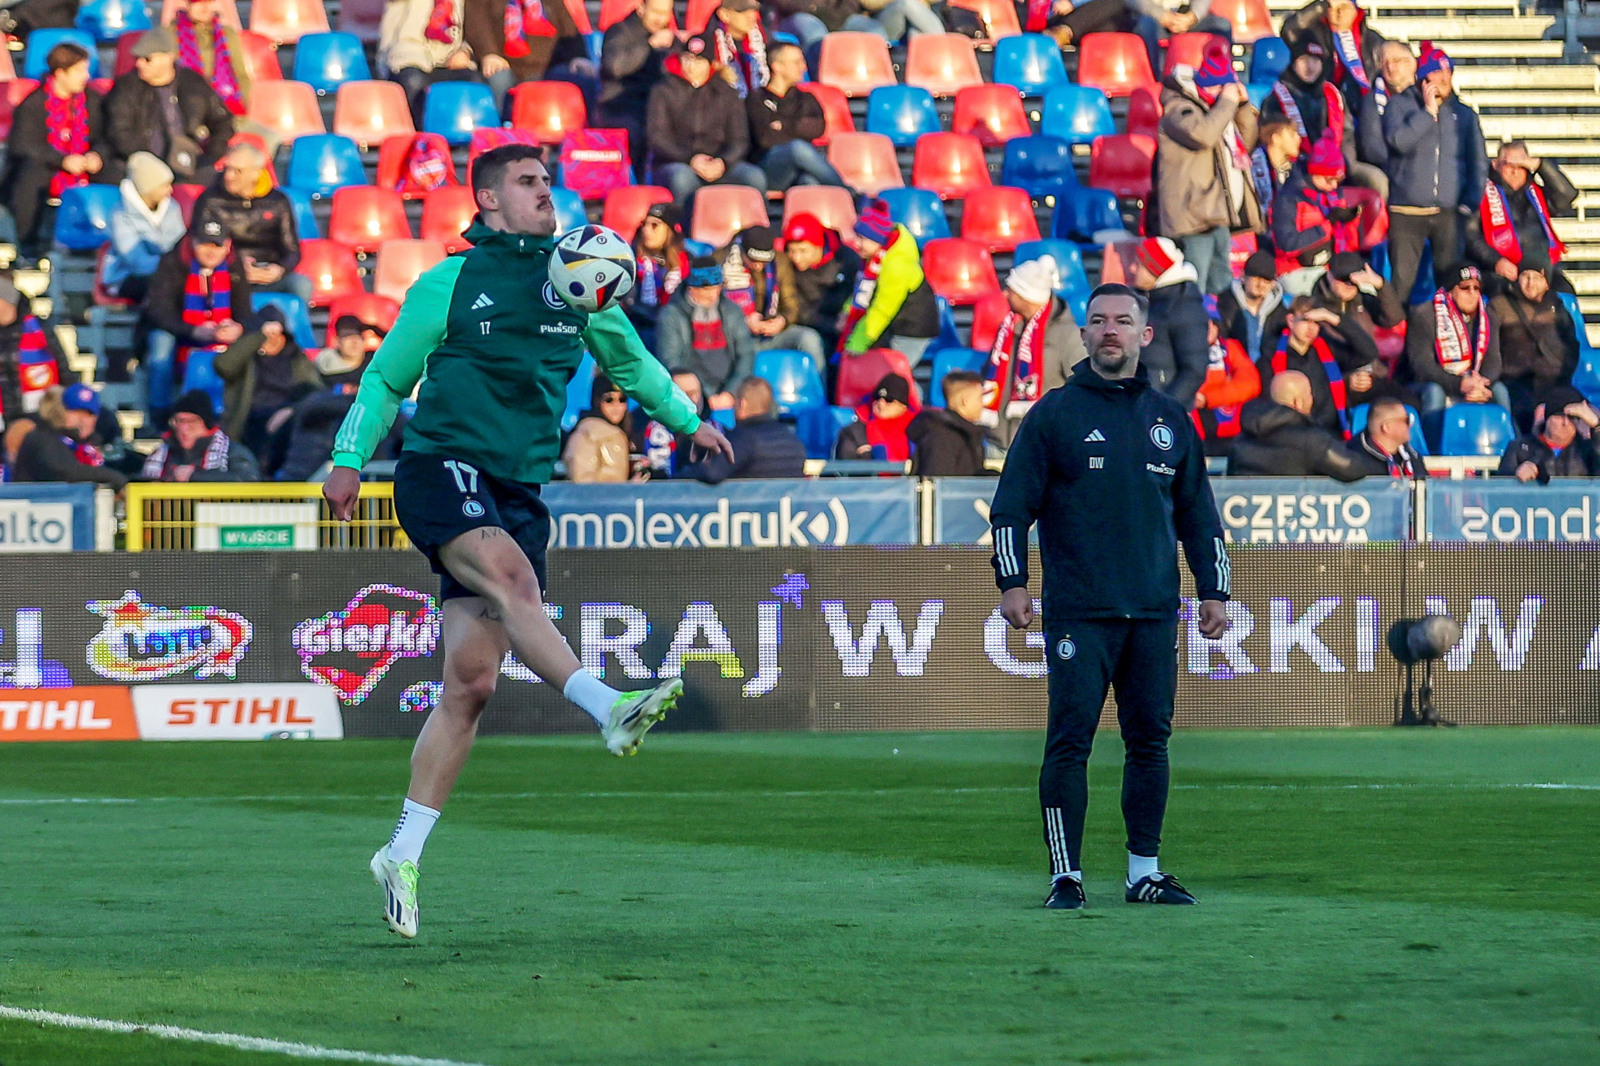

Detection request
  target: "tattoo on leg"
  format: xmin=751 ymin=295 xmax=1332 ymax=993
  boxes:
xmin=478 ymin=528 xmax=508 ymax=540
xmin=475 ymin=604 xmax=503 ymax=621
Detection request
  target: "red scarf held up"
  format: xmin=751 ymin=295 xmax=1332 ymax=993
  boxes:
xmin=1273 ymin=332 xmax=1350 ymax=438
xmin=1481 ymin=179 xmax=1566 ymax=266
xmin=424 ymin=0 xmax=459 ymax=44
xmin=43 ymin=75 xmax=90 ymax=197
xmin=1431 ymin=290 xmax=1490 ymax=375
xmin=985 ymin=301 xmax=1049 ymax=417
xmin=174 ymin=11 xmax=244 ymax=115
xmin=503 ymin=0 xmax=557 ymax=58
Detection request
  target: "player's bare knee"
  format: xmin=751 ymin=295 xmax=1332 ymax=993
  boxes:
xmin=443 ymin=666 xmax=500 ymax=714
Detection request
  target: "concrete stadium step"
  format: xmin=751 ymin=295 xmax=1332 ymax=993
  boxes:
xmin=1480 ymin=114 xmax=1600 ymax=140
xmin=1493 ymin=139 xmax=1600 ymax=160
xmin=1267 ymin=0 xmax=1518 ymax=12
xmin=1568 ymin=273 xmax=1600 ymax=294
xmin=1460 ymin=90 xmax=1600 ymax=109
xmin=1365 ymin=15 xmax=1558 ymax=39
xmin=1453 ymin=64 xmax=1600 ymax=89
xmin=1553 ymin=218 xmax=1600 ymax=241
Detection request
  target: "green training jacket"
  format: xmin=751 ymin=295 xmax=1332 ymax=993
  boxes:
xmin=331 ymin=219 xmax=702 ymax=484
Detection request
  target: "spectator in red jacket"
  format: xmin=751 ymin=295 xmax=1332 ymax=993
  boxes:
xmin=1193 ymin=294 xmax=1262 ymax=456
xmin=835 ymin=371 xmax=916 ymax=462
xmin=1271 ymin=134 xmax=1360 ymax=294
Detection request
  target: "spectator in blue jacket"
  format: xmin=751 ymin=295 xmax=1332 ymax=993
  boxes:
xmin=1380 ymin=44 xmax=1488 ymax=307
xmin=683 ymin=376 xmax=806 ymax=482
xmin=101 ymin=153 xmax=186 ymax=301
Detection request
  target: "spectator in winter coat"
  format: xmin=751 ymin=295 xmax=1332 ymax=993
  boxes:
xmin=624 ymin=201 xmax=690 ymax=347
xmin=1340 ymin=398 xmax=1424 ymax=478
xmin=1192 ymin=294 xmax=1261 ymax=456
xmin=647 ymin=33 xmax=767 ymax=210
xmin=835 ymin=371 xmax=916 ymax=461
xmin=0 ymin=275 xmax=74 ymax=428
xmin=1248 ymin=117 xmax=1301 ymax=229
xmin=840 ymin=201 xmax=940 ymax=365
xmin=563 ymin=374 xmax=639 ymax=482
xmin=105 ymin=29 xmax=235 ymax=184
xmin=1257 ymin=295 xmax=1356 ymax=438
xmin=1309 ymin=250 xmax=1404 ymax=401
xmin=169 ymin=0 xmax=253 ymax=115
xmin=1155 ymin=47 xmax=1262 ymax=294
xmin=718 ymin=225 xmax=828 ymax=369
xmin=1356 ymin=41 xmax=1413 ymax=175
xmin=139 ymin=388 xmax=260 ymax=481
xmin=1260 ymin=40 xmax=1353 ymax=161
xmin=746 ymin=42 xmax=845 ymax=192
xmin=380 ymin=0 xmax=507 ymax=123
xmin=707 ymin=0 xmax=772 ymax=98
xmin=1227 ymin=369 xmax=1362 ymax=477
xmin=1498 ymin=385 xmax=1600 ymax=481
xmin=1381 ymin=44 xmax=1488 ymax=305
xmin=1467 ymin=140 xmax=1579 ymax=292
xmin=276 ymin=317 xmax=403 ymax=481
xmin=684 ymin=376 xmax=807 ymax=482
xmin=192 ymin=141 xmax=311 ymax=305
xmin=1488 ymin=258 xmax=1579 ymax=431
xmin=1271 ymin=136 xmax=1361 ymax=294
xmin=215 ymin=304 xmax=323 ymax=470
xmin=1279 ymin=0 xmax=1385 ymax=105
xmin=11 ymin=384 xmax=129 ymax=490
xmin=636 ymin=368 xmax=708 ymax=477
xmin=0 ymin=43 xmax=109 ymax=262
xmin=1129 ymin=237 xmax=1210 ymax=408
xmin=1217 ymin=249 xmax=1287 ymax=362
xmin=782 ymin=213 xmax=861 ymax=356
xmin=598 ymin=0 xmax=675 ymax=172
xmin=141 ymin=221 xmax=252 ymax=423
xmin=101 ymin=153 xmax=187 ymax=301
xmin=474 ymin=0 xmax=595 ymax=99
xmin=909 ymin=370 xmax=991 ymax=475
xmin=982 ymin=256 xmax=1086 ymax=445
xmin=655 ymin=257 xmax=757 ymax=407
xmin=1406 ymin=263 xmax=1509 ymax=415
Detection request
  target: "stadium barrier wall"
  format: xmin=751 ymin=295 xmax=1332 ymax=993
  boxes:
xmin=2 ymin=547 xmax=1597 ymax=737
xmin=0 ymin=484 xmax=100 ymax=551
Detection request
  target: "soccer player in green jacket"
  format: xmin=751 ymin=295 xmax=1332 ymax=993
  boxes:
xmin=324 ymin=144 xmax=733 ymax=939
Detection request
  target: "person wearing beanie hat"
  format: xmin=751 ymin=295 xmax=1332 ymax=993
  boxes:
xmin=276 ymin=320 xmax=403 ymax=483
xmin=1128 ymin=237 xmax=1210 ymax=408
xmin=1270 ymin=132 xmax=1361 ymax=294
xmin=746 ymin=41 xmax=847 ymax=193
xmin=656 ymin=255 xmax=758 ymax=407
xmin=1406 ymin=262 xmax=1510 ymax=416
xmin=1191 ymin=291 xmax=1262 ymax=457
xmin=718 ymin=224 xmax=827 ymax=370
xmin=839 ymin=200 xmax=940 ymax=366
xmin=646 ymin=30 xmax=767 ymax=212
xmin=834 ymin=371 xmax=917 ymax=462
xmin=0 ymin=41 xmax=106 ymax=263
xmin=780 ymin=213 xmax=862 ymax=357
xmin=141 ymin=218 xmax=253 ymax=427
xmin=1497 ymin=383 xmax=1600 ymax=481
xmin=214 ymin=291 xmax=323 ymax=474
xmin=103 ymin=152 xmax=186 ymax=300
xmin=1467 ymin=139 xmax=1578 ymax=290
xmin=981 ymin=256 xmax=1086 ymax=444
xmin=10 ymin=384 xmax=129 ymax=490
xmin=104 ymin=26 xmax=235 ymax=183
xmin=1156 ymin=40 xmax=1263 ymax=296
xmin=1262 ymin=39 xmax=1345 ymax=151
xmin=1217 ymin=249 xmax=1288 ymax=362
xmin=138 ymin=387 xmax=261 ymax=482
xmin=1488 ymin=254 xmax=1581 ymax=432
xmin=625 ymin=200 xmax=692 ymax=347
xmin=1308 ymin=251 xmax=1404 ymax=408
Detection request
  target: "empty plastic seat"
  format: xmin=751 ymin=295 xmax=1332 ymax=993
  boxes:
xmin=161 ymin=0 xmax=240 ymax=27
xmin=1437 ymin=404 xmax=1516 ymax=457
xmin=113 ymin=30 xmax=141 ymax=75
xmin=817 ymin=32 xmax=896 ymax=97
xmin=952 ymin=84 xmax=1032 ymax=147
xmin=911 ymin=132 xmax=992 ymax=200
xmin=328 ymin=186 xmax=412 ymax=253
xmin=53 ymin=184 xmax=120 ymax=251
xmin=248 ymin=80 xmax=326 ymax=143
xmin=968 ymin=290 xmax=1009 ymax=349
xmin=338 ymin=0 xmax=386 ymax=43
xmin=827 ymin=132 xmax=904 ymax=197
xmin=1126 ymin=85 xmax=1162 ymax=140
xmin=921 ymin=238 xmax=1000 ymax=305
xmin=797 ymin=405 xmax=858 ymax=460
xmin=905 ymin=33 xmax=983 ymax=97
xmin=930 ymin=347 xmax=987 ymax=405
xmin=325 ymin=292 xmax=401 ymax=347
xmin=280 ymin=186 xmax=322 ymax=238
xmin=1249 ymin=35 xmax=1290 ymax=84
xmin=24 ymin=30 xmax=98 ymax=79
xmin=552 ymin=186 xmax=586 ymax=235
xmin=182 ymin=348 xmax=225 ymax=412
xmin=285 ymin=134 xmax=366 ymax=199
xmin=249 ymin=0 xmax=331 ymax=43
xmin=1088 ymin=133 xmax=1155 ymax=199
xmin=251 ymin=292 xmax=316 ymax=347
xmin=865 ymin=85 xmax=940 ymax=149
xmin=836 ymin=347 xmax=920 ymax=408
xmin=1040 ymin=83 xmax=1115 ymax=145
xmin=689 ymin=184 xmax=768 ymax=248
xmin=292 ymin=31 xmax=369 ymax=94
xmin=685 ymin=0 xmax=719 ymax=32
xmin=878 ymin=187 xmax=951 ymax=247
xmin=1210 ymin=0 xmax=1274 ymax=43
xmin=961 ymin=186 xmax=1042 ymax=252
xmin=949 ymin=0 xmax=1022 ymax=40
xmin=294 ymin=238 xmax=363 ymax=306
xmin=333 ymin=81 xmax=414 ymax=149
xmin=1052 ymin=184 xmax=1124 ymax=242
xmin=75 ymin=0 xmax=150 ymax=43
xmin=601 ymin=184 xmax=673 ymax=241
xmin=170 ymin=183 xmax=205 ymax=225
xmin=1163 ymin=31 xmax=1227 ymax=77
xmin=422 ymin=81 xmax=500 ymax=146
xmin=782 ymin=186 xmax=857 ymax=239
xmin=421 ymin=186 xmax=478 ymax=251
xmin=1001 ymin=135 xmax=1077 ymax=202
xmin=1075 ymin=32 xmax=1157 ymax=98
xmin=1013 ymin=237 xmax=1090 ymax=319
xmin=798 ymin=83 xmax=854 ymax=146
xmin=992 ymin=34 xmax=1068 ymax=97
xmin=753 ymin=349 xmax=826 ymax=412
xmin=510 ymin=81 xmax=587 ymax=144
xmin=239 ymin=30 xmax=283 ymax=80
xmin=373 ymin=238 xmax=448 ymax=302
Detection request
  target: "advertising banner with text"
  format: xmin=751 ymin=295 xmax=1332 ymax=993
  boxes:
xmin=0 ymin=484 xmax=97 ymax=552
xmin=1427 ymin=481 xmax=1600 ymax=542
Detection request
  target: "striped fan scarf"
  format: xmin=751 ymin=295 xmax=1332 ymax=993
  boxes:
xmin=179 ymin=259 xmax=232 ymax=366
xmin=17 ymin=317 xmax=57 ymax=412
xmin=424 ymin=0 xmax=459 ymax=44
xmin=503 ymin=0 xmax=557 ymax=58
xmin=175 ymin=11 xmax=244 ymax=115
xmin=141 ymin=428 xmax=233 ymax=479
xmin=1273 ymin=332 xmax=1349 ymax=439
xmin=984 ymin=302 xmax=1048 ymax=421
xmin=715 ymin=17 xmax=768 ymax=98
xmin=1431 ymin=291 xmax=1490 ymax=375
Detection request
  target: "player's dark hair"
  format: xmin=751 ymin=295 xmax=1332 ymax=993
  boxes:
xmin=1086 ymin=283 xmax=1148 ymax=324
xmin=47 ymin=41 xmax=90 ymax=73
xmin=472 ymin=144 xmax=546 ymax=199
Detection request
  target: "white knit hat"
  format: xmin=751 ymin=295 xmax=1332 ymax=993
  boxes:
xmin=1006 ymin=256 xmax=1059 ymax=305
xmin=126 ymin=152 xmax=174 ymax=198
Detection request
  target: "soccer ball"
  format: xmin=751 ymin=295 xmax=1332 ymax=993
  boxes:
xmin=548 ymin=224 xmax=636 ymax=313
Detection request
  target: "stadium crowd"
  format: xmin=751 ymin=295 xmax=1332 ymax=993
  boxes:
xmin=0 ymin=0 xmax=1598 ymax=489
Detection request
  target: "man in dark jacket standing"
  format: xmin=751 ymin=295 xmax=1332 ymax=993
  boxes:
xmin=1226 ymin=370 xmax=1362 ymax=477
xmin=105 ymin=29 xmax=234 ymax=185
xmin=1130 ymin=237 xmax=1209 ymax=409
xmin=746 ymin=41 xmax=844 ymax=192
xmin=991 ymin=282 xmax=1229 ymax=911
xmin=1380 ymin=44 xmax=1487 ymax=305
xmin=646 ymin=34 xmax=766 ymax=212
xmin=782 ymin=213 xmax=861 ymax=356
xmin=192 ymin=142 xmax=310 ymax=305
xmin=598 ymin=0 xmax=676 ymax=177
xmin=684 ymin=376 xmax=806 ymax=482
xmin=1466 ymin=140 xmax=1579 ymax=293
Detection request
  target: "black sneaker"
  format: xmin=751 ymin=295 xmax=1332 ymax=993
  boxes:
xmin=1125 ymin=873 xmax=1198 ymax=905
xmin=1044 ymin=876 xmax=1086 ymax=909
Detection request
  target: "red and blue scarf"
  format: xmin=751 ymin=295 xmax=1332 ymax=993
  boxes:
xmin=985 ymin=301 xmax=1049 ymax=420
xmin=180 ymin=259 xmax=232 ymax=364
xmin=424 ymin=0 xmax=459 ymax=44
xmin=1482 ymin=179 xmax=1566 ymax=266
xmin=503 ymin=0 xmax=557 ymax=58
xmin=175 ymin=11 xmax=244 ymax=115
xmin=43 ymin=76 xmax=90 ymax=198
xmin=16 ymin=317 xmax=58 ymax=413
xmin=1273 ymin=332 xmax=1349 ymax=439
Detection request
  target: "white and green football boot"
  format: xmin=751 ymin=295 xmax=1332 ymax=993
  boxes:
xmin=601 ymin=678 xmax=682 ymax=756
xmin=371 ymin=845 xmax=420 ymax=938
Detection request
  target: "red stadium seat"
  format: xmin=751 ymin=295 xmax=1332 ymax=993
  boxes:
xmin=248 ymin=79 xmax=325 ymax=143
xmin=817 ymin=32 xmax=896 ymax=98
xmin=1162 ymin=32 xmax=1227 ymax=77
xmin=601 ymin=184 xmax=672 ymax=242
xmin=1126 ymin=85 xmax=1162 ymax=140
xmin=376 ymin=133 xmax=459 ymax=198
xmin=1230 ymin=230 xmax=1255 ymax=278
xmin=161 ymin=0 xmax=241 ymax=27
xmin=905 ymin=33 xmax=983 ymax=97
xmin=921 ymin=237 xmax=1000 ymax=304
xmin=690 ymin=184 xmax=769 ymax=248
xmin=951 ymin=84 xmax=1031 ymax=147
xmin=89 ymin=77 xmax=113 ymax=96
xmin=685 ymin=0 xmax=718 ymax=32
xmin=827 ymin=133 xmax=904 ymax=197
xmin=328 ymin=186 xmax=413 ymax=254
xmin=333 ymin=80 xmax=414 ymax=148
xmin=837 ymin=348 xmax=921 ymax=408
xmin=294 ymin=238 xmax=364 ymax=307
xmin=0 ymin=78 xmax=37 ymax=141
xmin=249 ymin=0 xmax=331 ymax=44
xmin=420 ymin=185 xmax=478 ymax=252
xmin=171 ymin=183 xmax=205 ymax=225
xmin=969 ymin=289 xmax=1010 ymax=350
xmin=113 ymin=30 xmax=140 ymax=75
xmin=1345 ymin=185 xmax=1390 ymax=249
xmin=911 ymin=132 xmax=991 ymax=200
xmin=324 ymin=292 xmax=400 ymax=348
xmin=1075 ymin=32 xmax=1157 ymax=98
xmin=960 ymin=186 xmax=1041 ymax=252
xmin=1209 ymin=0 xmax=1274 ymax=43
xmin=798 ymin=82 xmax=854 ymax=146
xmin=510 ymin=81 xmax=587 ymax=144
xmin=239 ymin=30 xmax=283 ymax=80
xmin=949 ymin=0 xmax=1022 ymax=41
xmin=1088 ymin=133 xmax=1155 ymax=199
xmin=561 ymin=0 xmax=592 ymax=34
xmin=373 ymin=238 xmax=448 ymax=302
xmin=782 ymin=186 xmax=857 ymax=238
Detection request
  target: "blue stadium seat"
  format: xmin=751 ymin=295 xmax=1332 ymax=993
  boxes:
xmin=75 ymin=0 xmax=150 ymax=42
xmin=796 ymin=405 xmax=857 ymax=459
xmin=933 ymin=296 xmax=961 ymax=352
xmin=181 ymin=347 xmax=225 ymax=414
xmin=1051 ymin=184 xmax=1123 ymax=243
xmin=422 ymin=82 xmax=500 ymax=146
xmin=929 ymin=347 xmax=987 ymax=406
xmin=1350 ymin=403 xmax=1429 ymax=456
xmin=1558 ymin=292 xmax=1600 ymax=403
xmin=877 ymin=187 xmax=951 ymax=247
xmin=53 ymin=184 xmax=120 ymax=251
xmin=1437 ymin=404 xmax=1516 ymax=457
xmin=562 ymin=352 xmax=596 ymax=432
xmin=711 ymin=407 xmax=737 ymax=428
xmin=552 ymin=187 xmax=586 ymax=235
xmin=251 ymin=293 xmax=316 ymax=348
xmin=24 ymin=29 xmax=99 ymax=79
xmin=992 ymin=34 xmax=1069 ymax=97
xmin=1000 ymin=135 xmax=1078 ymax=202
xmin=865 ymin=85 xmax=940 ymax=149
xmin=1248 ymin=36 xmax=1290 ymax=85
xmin=1039 ymin=83 xmax=1114 ymax=145
xmin=585 ymin=31 xmax=603 ymax=64
xmin=292 ymin=31 xmax=372 ymax=95
xmin=281 ymin=187 xmax=323 ymax=239
xmin=1246 ymin=82 xmax=1274 ymax=109
xmin=285 ymin=134 xmax=366 ymax=198
xmin=753 ymin=348 xmax=826 ymax=413
xmin=1013 ymin=238 xmax=1090 ymax=322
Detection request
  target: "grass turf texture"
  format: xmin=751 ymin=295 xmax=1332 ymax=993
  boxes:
xmin=1 ymin=730 xmax=1598 ymax=1065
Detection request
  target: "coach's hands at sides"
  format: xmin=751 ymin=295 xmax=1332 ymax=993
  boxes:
xmin=324 ymin=466 xmax=361 ymax=522
xmin=1002 ymin=589 xmax=1230 ymax=639
xmin=1197 ymin=599 xmax=1228 ymax=639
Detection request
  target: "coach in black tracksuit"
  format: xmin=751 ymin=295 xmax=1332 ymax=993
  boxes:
xmin=990 ymin=282 xmax=1231 ymax=911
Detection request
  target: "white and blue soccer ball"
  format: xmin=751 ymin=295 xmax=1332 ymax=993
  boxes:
xmin=548 ymin=224 xmax=636 ymax=313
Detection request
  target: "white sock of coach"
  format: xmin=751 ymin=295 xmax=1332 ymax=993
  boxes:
xmin=389 ymin=798 xmax=440 ymax=866
xmin=562 ymin=667 xmax=623 ymax=728
xmin=1128 ymin=853 xmax=1159 ymax=885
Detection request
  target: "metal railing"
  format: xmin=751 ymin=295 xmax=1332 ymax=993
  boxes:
xmin=124 ymin=482 xmax=409 ymax=552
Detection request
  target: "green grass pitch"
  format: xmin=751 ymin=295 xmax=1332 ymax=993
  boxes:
xmin=1 ymin=729 xmax=1598 ymax=1065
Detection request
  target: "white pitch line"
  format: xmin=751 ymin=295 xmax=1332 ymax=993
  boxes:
xmin=0 ymin=1005 xmax=496 ymax=1066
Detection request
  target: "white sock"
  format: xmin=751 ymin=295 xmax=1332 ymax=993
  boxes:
xmin=1053 ymin=871 xmax=1082 ymax=884
xmin=562 ymin=667 xmax=622 ymax=729
xmin=388 ymin=798 xmax=440 ymax=866
xmin=1128 ymin=853 xmax=1159 ymax=885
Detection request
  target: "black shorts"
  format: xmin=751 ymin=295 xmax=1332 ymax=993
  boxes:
xmin=392 ymin=450 xmax=550 ymax=601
